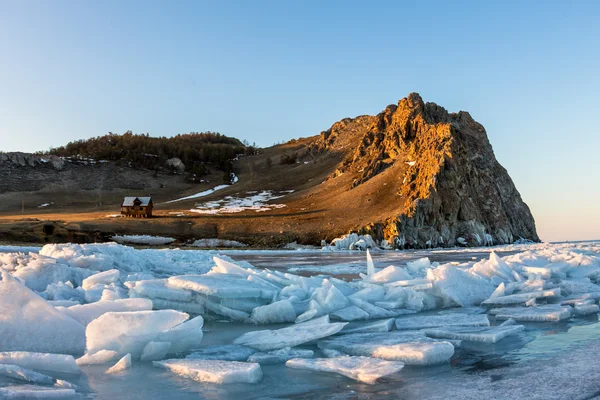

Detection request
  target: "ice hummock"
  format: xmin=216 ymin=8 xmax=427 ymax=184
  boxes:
xmin=286 ymin=356 xmax=404 ymax=384
xmin=154 ymin=359 xmax=263 ymax=384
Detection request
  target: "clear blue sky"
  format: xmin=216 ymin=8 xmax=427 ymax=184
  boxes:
xmin=0 ymin=0 xmax=598 ymax=242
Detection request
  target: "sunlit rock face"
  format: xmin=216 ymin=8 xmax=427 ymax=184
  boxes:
xmin=311 ymin=93 xmax=539 ymax=248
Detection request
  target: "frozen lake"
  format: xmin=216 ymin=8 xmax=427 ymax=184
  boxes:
xmin=1 ymin=242 xmax=600 ymax=399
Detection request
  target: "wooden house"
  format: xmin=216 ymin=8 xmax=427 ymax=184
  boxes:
xmin=121 ymin=196 xmax=153 ymax=218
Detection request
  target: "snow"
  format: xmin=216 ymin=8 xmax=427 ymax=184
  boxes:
xmin=423 ymin=324 xmax=525 ymax=343
xmin=0 ymin=352 xmax=80 ymax=375
xmin=154 ymin=359 xmax=263 ymax=384
xmin=166 ymin=184 xmax=230 ymax=203
xmin=189 ymin=190 xmax=290 ymax=214
xmin=234 ymin=316 xmax=347 ymax=351
xmin=0 ymin=271 xmax=85 ymax=355
xmin=248 ymin=347 xmax=314 ymax=364
xmin=287 ymin=355 xmax=404 ymax=384
xmin=106 ymin=353 xmax=131 ymax=374
xmin=111 ymin=235 xmax=176 ymax=245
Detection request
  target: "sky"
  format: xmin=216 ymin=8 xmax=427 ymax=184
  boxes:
xmin=0 ymin=0 xmax=598 ymax=242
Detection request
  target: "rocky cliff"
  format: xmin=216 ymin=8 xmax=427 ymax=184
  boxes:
xmin=309 ymin=93 xmax=539 ymax=247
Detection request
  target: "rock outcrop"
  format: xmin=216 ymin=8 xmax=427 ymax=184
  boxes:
xmin=310 ymin=93 xmax=539 ymax=247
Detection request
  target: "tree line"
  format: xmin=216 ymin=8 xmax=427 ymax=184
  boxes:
xmin=46 ymin=131 xmax=255 ymax=175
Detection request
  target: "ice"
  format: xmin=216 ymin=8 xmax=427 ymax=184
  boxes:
xmin=0 ymin=352 xmax=80 ymax=375
xmin=366 ymin=249 xmax=375 ymax=276
xmin=338 ymin=319 xmax=395 ymax=335
xmin=318 ymin=285 xmax=351 ymax=312
xmin=234 ymin=316 xmax=347 ymax=351
xmin=58 ymin=298 xmax=153 ymax=326
xmin=205 ymin=299 xmax=250 ymax=321
xmin=248 ymin=300 xmax=296 ymax=324
xmin=429 ymin=264 xmax=495 ymax=307
xmin=141 ymin=342 xmax=171 ymax=361
xmin=559 ymin=279 xmax=600 ymax=295
xmin=395 ymin=313 xmax=490 ymax=330
xmin=0 ymin=364 xmax=54 ymax=384
xmin=331 ymin=306 xmax=370 ymax=321
xmin=574 ymin=304 xmax=599 ymax=316
xmin=423 ymin=324 xmax=525 ymax=343
xmin=76 ymin=350 xmax=119 ymax=366
xmin=168 ymin=274 xmax=275 ymax=299
xmin=248 ymin=347 xmax=314 ymax=364
xmin=0 ymin=385 xmax=76 ymax=398
xmin=481 ymin=288 xmax=561 ymax=306
xmin=111 ymin=235 xmax=175 ymax=245
xmin=318 ymin=332 xmax=455 ymax=365
xmin=330 ymin=233 xmax=380 ymax=251
xmin=491 ymin=305 xmax=574 ymax=322
xmin=126 ymin=279 xmax=194 ymax=302
xmin=406 ymin=257 xmax=431 ymax=275
xmin=156 ymin=316 xmax=204 ymax=355
xmin=349 ymin=286 xmax=385 ymax=303
xmin=470 ymin=252 xmax=516 ymax=281
xmin=366 ymin=265 xmax=412 ymax=284
xmin=106 ymin=353 xmax=131 ymax=374
xmin=85 ymin=310 xmax=189 ymax=357
xmin=348 ymin=298 xmax=398 ymax=319
xmin=191 ymin=239 xmax=248 ymax=248
xmin=286 ymin=356 xmax=404 ymax=384
xmin=82 ymin=269 xmax=120 ymax=290
xmin=186 ymin=345 xmax=256 ymax=361
xmin=154 ymin=359 xmax=263 ymax=384
xmin=0 ymin=271 xmax=85 ymax=355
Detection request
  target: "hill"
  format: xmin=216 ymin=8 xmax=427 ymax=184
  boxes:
xmin=0 ymin=94 xmax=538 ymax=248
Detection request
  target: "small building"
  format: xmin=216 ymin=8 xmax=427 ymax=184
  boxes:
xmin=121 ymin=196 xmax=153 ymax=218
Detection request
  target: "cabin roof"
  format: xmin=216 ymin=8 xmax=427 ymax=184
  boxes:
xmin=122 ymin=196 xmax=152 ymax=207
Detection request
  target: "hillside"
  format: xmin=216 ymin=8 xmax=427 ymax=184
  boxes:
xmin=0 ymin=94 xmax=539 ymax=248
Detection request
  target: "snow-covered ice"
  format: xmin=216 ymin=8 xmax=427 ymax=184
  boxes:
xmin=111 ymin=235 xmax=176 ymax=246
xmin=286 ymin=356 xmax=404 ymax=384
